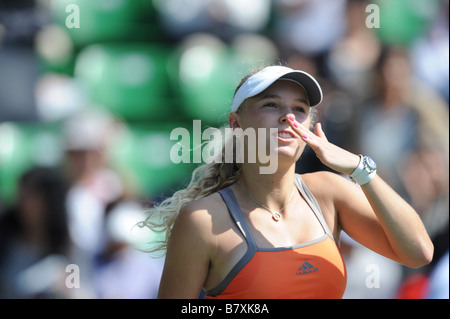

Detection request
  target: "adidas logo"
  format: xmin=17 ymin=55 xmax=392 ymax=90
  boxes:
xmin=296 ymin=261 xmax=319 ymax=275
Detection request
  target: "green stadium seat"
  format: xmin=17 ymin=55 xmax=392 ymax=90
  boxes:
xmin=49 ymin=0 xmax=159 ymax=46
xmin=174 ymin=35 xmax=237 ymax=126
xmin=74 ymin=43 xmax=174 ymax=121
xmin=108 ymin=123 xmax=198 ymax=199
xmin=375 ymin=0 xmax=439 ymax=46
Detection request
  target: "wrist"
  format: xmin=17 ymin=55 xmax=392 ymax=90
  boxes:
xmin=350 ymin=155 xmax=377 ymax=185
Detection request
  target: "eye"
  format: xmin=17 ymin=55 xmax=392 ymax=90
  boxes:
xmin=294 ymin=106 xmax=306 ymax=113
xmin=263 ymin=102 xmax=277 ymax=108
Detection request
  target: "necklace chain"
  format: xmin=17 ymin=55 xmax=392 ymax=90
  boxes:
xmin=237 ymin=181 xmax=296 ymax=222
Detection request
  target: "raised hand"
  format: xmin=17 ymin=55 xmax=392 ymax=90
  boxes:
xmin=287 ymin=116 xmax=360 ymax=176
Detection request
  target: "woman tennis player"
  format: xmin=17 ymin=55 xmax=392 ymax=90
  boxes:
xmin=143 ymin=65 xmax=433 ymax=299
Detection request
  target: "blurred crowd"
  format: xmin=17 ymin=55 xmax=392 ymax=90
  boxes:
xmin=0 ymin=0 xmax=448 ymax=299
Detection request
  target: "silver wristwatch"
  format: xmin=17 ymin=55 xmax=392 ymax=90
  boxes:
xmin=350 ymin=155 xmax=377 ymax=185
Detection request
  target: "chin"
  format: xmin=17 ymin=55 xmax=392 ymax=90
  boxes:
xmin=276 ymin=145 xmax=303 ymax=162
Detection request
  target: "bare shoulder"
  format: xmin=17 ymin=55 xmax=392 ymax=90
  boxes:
xmin=300 ymin=171 xmax=365 ymax=207
xmin=300 ymin=171 xmax=353 ymax=198
xmin=174 ymin=191 xmax=229 ymax=241
xmin=298 ymin=171 xmax=361 ymax=236
xmin=179 ymin=192 xmax=227 ymax=222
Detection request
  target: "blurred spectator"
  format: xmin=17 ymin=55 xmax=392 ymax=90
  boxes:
xmin=326 ymin=0 xmax=382 ymax=101
xmin=93 ymin=200 xmax=164 ymax=299
xmin=410 ymin=0 xmax=449 ymax=102
xmin=62 ymin=108 xmax=161 ymax=298
xmin=354 ymin=45 xmax=449 ymax=231
xmin=62 ymin=109 xmax=126 ymax=296
xmin=354 ymin=47 xmax=424 ymax=195
xmin=0 ymin=167 xmax=70 ymax=298
xmin=400 ymin=147 xmax=449 ymax=238
xmin=273 ymin=0 xmax=348 ymax=76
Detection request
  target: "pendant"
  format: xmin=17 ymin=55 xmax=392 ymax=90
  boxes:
xmin=272 ymin=212 xmax=282 ymax=222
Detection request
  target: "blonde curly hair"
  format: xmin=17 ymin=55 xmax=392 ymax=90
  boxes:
xmin=138 ymin=129 xmax=241 ymax=254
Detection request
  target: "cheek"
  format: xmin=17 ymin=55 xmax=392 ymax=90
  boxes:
xmin=297 ymin=114 xmax=311 ymax=127
xmin=240 ymin=113 xmax=269 ymax=130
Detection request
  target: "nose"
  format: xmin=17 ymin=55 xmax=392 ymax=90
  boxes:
xmin=280 ymin=113 xmax=295 ymax=124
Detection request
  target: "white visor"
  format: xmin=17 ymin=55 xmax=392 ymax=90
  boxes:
xmin=231 ymin=65 xmax=323 ymax=112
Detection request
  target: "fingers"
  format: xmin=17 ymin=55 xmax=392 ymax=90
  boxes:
xmin=287 ymin=116 xmax=360 ymax=174
xmin=287 ymin=117 xmax=328 ymax=159
xmin=314 ymin=123 xmax=328 ymax=141
xmin=287 ymin=116 xmax=325 ymax=142
xmin=287 ymin=116 xmax=303 ymax=136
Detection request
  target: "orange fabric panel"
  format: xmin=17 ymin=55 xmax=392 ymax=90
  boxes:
xmin=206 ymin=237 xmax=346 ymax=299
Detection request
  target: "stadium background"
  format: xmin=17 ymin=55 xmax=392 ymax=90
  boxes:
xmin=0 ymin=0 xmax=448 ymax=299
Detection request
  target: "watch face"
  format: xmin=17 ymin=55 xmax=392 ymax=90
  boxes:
xmin=365 ymin=156 xmax=377 ymax=170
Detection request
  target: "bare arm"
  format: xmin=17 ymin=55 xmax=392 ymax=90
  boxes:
xmin=157 ymin=204 xmax=212 ymax=298
xmin=291 ymin=120 xmax=434 ymax=268
xmin=358 ymin=175 xmax=433 ymax=267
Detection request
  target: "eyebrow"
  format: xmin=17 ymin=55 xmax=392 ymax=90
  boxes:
xmin=257 ymin=94 xmax=309 ymax=105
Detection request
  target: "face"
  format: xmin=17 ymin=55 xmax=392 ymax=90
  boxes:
xmin=229 ymin=79 xmax=312 ymax=162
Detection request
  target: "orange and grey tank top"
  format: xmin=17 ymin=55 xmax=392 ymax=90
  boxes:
xmin=205 ymin=175 xmax=347 ymax=299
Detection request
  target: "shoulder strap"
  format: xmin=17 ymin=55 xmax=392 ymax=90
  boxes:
xmin=294 ymin=174 xmax=335 ymax=240
xmin=218 ymin=187 xmax=258 ymax=249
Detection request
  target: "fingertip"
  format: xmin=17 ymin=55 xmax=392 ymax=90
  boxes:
xmin=314 ymin=122 xmax=326 ymax=138
xmin=316 ymin=122 xmax=324 ymax=133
